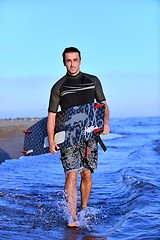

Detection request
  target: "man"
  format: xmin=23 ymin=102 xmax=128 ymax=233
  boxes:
xmin=47 ymin=47 xmax=110 ymax=227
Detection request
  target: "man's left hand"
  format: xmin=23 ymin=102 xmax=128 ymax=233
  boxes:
xmin=102 ymin=124 xmax=110 ymax=135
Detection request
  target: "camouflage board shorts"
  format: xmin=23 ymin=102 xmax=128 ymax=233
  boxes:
xmin=60 ymin=139 xmax=98 ymax=173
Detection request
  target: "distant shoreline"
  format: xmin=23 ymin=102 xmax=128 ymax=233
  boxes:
xmin=0 ymin=117 xmax=41 ymax=121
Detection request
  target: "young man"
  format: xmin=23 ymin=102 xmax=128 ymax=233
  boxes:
xmin=47 ymin=47 xmax=110 ymax=227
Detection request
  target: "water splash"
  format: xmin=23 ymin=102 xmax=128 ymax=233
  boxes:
xmin=78 ymin=207 xmax=101 ymax=231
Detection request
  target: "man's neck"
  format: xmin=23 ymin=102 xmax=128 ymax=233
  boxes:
xmin=67 ymin=71 xmax=81 ymax=77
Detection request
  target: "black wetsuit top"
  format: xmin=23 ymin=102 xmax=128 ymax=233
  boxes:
xmin=48 ymin=71 xmax=106 ymax=113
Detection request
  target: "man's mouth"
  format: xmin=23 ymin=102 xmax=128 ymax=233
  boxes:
xmin=70 ymin=67 xmax=75 ymax=71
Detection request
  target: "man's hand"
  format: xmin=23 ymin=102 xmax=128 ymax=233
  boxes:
xmin=49 ymin=140 xmax=60 ymax=154
xmin=102 ymin=123 xmax=110 ymax=135
xmin=101 ymin=101 xmax=110 ymax=135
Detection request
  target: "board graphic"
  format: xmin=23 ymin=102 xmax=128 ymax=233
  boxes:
xmin=22 ymin=102 xmax=105 ymax=156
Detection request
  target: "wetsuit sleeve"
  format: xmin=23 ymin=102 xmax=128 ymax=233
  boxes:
xmin=48 ymin=84 xmax=60 ymax=113
xmin=94 ymin=77 xmax=106 ymax=102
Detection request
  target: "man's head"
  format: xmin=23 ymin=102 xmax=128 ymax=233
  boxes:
xmin=62 ymin=47 xmax=81 ymax=76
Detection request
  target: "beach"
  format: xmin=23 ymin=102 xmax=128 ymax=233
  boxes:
xmin=0 ymin=117 xmax=160 ymax=240
xmin=0 ymin=119 xmax=39 ymax=163
xmin=0 ymin=116 xmax=159 ymax=239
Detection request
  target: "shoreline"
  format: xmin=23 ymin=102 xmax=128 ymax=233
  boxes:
xmin=0 ymin=119 xmax=39 ymax=164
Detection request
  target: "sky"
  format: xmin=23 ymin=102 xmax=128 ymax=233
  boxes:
xmin=0 ymin=0 xmax=159 ymax=118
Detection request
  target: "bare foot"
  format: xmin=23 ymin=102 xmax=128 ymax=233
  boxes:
xmin=68 ymin=220 xmax=79 ymax=227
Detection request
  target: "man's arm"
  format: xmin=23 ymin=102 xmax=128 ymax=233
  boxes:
xmin=47 ymin=112 xmax=60 ymax=154
xmin=101 ymin=101 xmax=110 ymax=135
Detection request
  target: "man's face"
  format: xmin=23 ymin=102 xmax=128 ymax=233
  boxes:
xmin=64 ymin=52 xmax=81 ymax=76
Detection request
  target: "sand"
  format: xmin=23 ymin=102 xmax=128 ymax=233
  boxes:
xmin=0 ymin=119 xmax=39 ymax=163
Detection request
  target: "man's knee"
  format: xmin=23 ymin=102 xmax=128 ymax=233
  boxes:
xmin=66 ymin=171 xmax=78 ymax=184
xmin=81 ymin=170 xmax=92 ymax=183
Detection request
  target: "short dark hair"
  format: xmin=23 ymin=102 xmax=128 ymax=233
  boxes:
xmin=62 ymin=47 xmax=81 ymax=65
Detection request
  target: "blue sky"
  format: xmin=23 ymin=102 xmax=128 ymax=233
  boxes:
xmin=0 ymin=0 xmax=159 ymax=118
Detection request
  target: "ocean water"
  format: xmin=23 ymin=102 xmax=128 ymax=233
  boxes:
xmin=0 ymin=116 xmax=160 ymax=240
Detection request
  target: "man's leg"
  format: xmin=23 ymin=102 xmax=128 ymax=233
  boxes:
xmin=80 ymin=169 xmax=92 ymax=209
xmin=65 ymin=170 xmax=79 ymax=226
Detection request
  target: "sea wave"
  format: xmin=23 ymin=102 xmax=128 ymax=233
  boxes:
xmin=101 ymin=133 xmax=126 ymax=140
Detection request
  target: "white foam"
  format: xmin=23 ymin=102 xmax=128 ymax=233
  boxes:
xmin=101 ymin=133 xmax=125 ymax=140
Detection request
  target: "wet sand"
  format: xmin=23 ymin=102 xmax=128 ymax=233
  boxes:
xmin=0 ymin=119 xmax=39 ymax=163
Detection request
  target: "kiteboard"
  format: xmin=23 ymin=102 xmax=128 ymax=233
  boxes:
xmin=22 ymin=102 xmax=105 ymax=156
